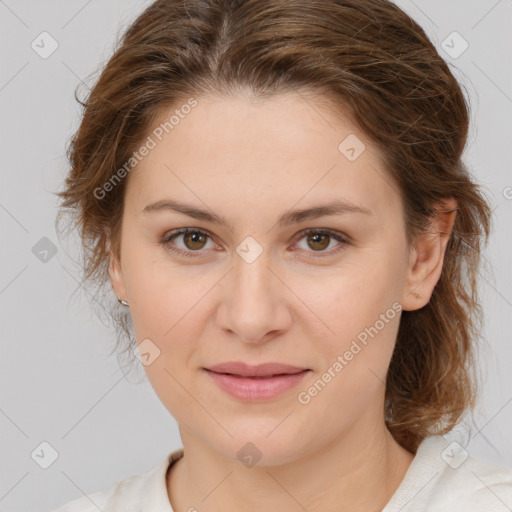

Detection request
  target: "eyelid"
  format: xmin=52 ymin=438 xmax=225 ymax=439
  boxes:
xmin=290 ymin=228 xmax=350 ymax=258
xmin=161 ymin=227 xmax=350 ymax=258
xmin=161 ymin=227 xmax=218 ymax=257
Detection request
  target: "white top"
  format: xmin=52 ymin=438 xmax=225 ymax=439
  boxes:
xmin=51 ymin=435 xmax=512 ymax=511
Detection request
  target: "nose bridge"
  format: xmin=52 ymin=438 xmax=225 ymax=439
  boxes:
xmin=218 ymin=240 xmax=290 ymax=342
xmin=232 ymin=244 xmax=276 ymax=308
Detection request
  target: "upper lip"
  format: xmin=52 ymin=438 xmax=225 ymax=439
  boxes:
xmin=205 ymin=361 xmax=309 ymax=378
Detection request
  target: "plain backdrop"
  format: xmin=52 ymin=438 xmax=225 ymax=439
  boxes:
xmin=0 ymin=1 xmax=511 ymax=510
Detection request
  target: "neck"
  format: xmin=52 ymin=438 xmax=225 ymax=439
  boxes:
xmin=167 ymin=417 xmax=415 ymax=512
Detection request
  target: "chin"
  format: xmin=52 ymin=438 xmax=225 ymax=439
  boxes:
xmin=206 ymin=426 xmax=311 ymax=468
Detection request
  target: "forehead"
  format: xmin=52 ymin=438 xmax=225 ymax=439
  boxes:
xmin=125 ymin=92 xmax=401 ymax=222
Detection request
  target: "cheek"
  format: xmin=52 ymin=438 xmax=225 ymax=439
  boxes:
xmin=295 ymin=291 xmax=400 ymax=428
xmin=124 ymin=263 xmax=207 ymax=419
xmin=294 ymin=253 xmax=401 ymax=329
xmin=291 ymin=255 xmax=403 ymax=376
xmin=123 ymin=253 xmax=212 ymax=390
xmin=122 ymin=243 xmax=208 ymax=336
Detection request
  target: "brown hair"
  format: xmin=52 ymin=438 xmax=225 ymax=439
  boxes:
xmin=55 ymin=0 xmax=492 ymax=453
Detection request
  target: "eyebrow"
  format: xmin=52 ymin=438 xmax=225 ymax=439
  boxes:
xmin=142 ymin=198 xmax=373 ymax=229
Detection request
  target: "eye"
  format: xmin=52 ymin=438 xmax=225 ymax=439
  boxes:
xmin=160 ymin=227 xmax=350 ymax=258
xmin=292 ymin=228 xmax=349 ymax=258
xmin=161 ymin=228 xmax=216 ymax=257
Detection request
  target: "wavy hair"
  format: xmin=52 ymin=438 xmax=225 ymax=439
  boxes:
xmin=55 ymin=0 xmax=492 ymax=453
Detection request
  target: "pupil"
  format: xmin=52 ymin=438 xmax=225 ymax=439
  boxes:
xmin=310 ymin=233 xmax=329 ymax=250
xmin=185 ymin=232 xmax=206 ymax=250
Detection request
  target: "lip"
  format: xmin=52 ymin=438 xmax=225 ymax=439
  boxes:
xmin=203 ymin=362 xmax=311 ymax=402
xmin=205 ymin=361 xmax=309 ymax=377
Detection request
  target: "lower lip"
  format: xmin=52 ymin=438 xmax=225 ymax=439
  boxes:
xmin=204 ymin=369 xmax=310 ymax=402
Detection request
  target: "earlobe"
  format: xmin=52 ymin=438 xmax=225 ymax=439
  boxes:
xmin=401 ymin=197 xmax=457 ymax=312
xmin=108 ymin=251 xmax=127 ymax=303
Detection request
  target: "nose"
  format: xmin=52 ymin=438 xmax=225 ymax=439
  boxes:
xmin=215 ymin=249 xmax=292 ymax=344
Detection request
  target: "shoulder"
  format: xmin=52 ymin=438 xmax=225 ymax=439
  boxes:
xmin=48 ymin=448 xmax=184 ymax=512
xmin=430 ymin=440 xmax=512 ymax=510
xmin=385 ymin=435 xmax=512 ymax=512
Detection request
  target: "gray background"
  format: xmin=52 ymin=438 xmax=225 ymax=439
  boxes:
xmin=0 ymin=1 xmax=511 ymax=510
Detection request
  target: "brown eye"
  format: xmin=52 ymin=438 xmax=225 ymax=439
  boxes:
xmin=182 ymin=231 xmax=208 ymax=250
xmin=293 ymin=228 xmax=349 ymax=258
xmin=161 ymin=228 xmax=214 ymax=256
xmin=306 ymin=232 xmax=331 ymax=251
xmin=161 ymin=227 xmax=349 ymax=259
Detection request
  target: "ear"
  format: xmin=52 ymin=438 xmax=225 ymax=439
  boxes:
xmin=107 ymin=237 xmax=128 ymax=303
xmin=401 ymin=197 xmax=457 ymax=312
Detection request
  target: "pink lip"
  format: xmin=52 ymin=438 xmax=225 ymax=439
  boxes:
xmin=203 ymin=362 xmax=311 ymax=402
xmin=206 ymin=361 xmax=308 ymax=377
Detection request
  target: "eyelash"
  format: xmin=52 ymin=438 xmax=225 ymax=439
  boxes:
xmin=160 ymin=227 xmax=350 ymax=259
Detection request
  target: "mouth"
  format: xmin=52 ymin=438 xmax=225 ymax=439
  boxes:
xmin=204 ymin=361 xmax=310 ymax=378
xmin=202 ymin=362 xmax=311 ymax=402
xmin=207 ymin=372 xmax=302 ymax=379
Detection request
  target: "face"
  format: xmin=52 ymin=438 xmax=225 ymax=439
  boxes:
xmin=109 ymin=91 xmax=442 ymax=465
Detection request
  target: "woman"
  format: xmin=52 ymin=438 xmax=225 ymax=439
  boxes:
xmin=53 ymin=0 xmax=512 ymax=510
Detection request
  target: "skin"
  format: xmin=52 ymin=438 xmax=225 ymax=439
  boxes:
xmin=109 ymin=91 xmax=457 ymax=512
